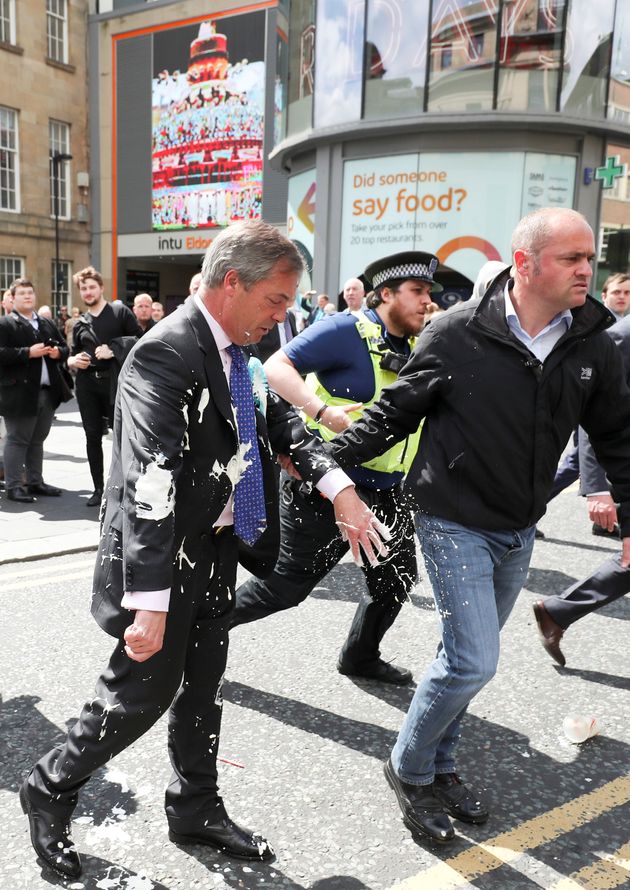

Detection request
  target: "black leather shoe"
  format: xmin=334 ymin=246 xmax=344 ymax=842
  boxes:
xmin=338 ymin=658 xmax=412 ymax=685
xmin=86 ymin=489 xmax=103 ymax=507
xmin=28 ymin=483 xmax=62 ymax=497
xmin=534 ymin=527 xmax=545 ymax=539
xmin=168 ymin=815 xmax=274 ymax=861
xmin=7 ymin=485 xmax=35 ymax=503
xmin=383 ymin=759 xmax=454 ymax=843
xmin=19 ymin=782 xmax=81 ymax=879
xmin=533 ymin=600 xmax=566 ymax=667
xmin=433 ymin=772 xmax=489 ymax=824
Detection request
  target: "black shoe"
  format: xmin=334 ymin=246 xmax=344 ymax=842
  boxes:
xmin=534 ymin=527 xmax=545 ymax=539
xmin=28 ymin=483 xmax=62 ymax=497
xmin=433 ymin=772 xmax=489 ymax=824
xmin=7 ymin=485 xmax=35 ymax=503
xmin=533 ymin=601 xmax=566 ymax=667
xmin=19 ymin=782 xmax=82 ymax=879
xmin=592 ymin=522 xmax=620 ymax=538
xmin=168 ymin=815 xmax=274 ymax=861
xmin=86 ymin=489 xmax=103 ymax=507
xmin=383 ymin=759 xmax=454 ymax=843
xmin=338 ymin=657 xmax=412 ymax=685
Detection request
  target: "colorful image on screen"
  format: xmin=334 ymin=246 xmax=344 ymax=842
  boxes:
xmin=151 ymin=11 xmax=265 ymax=231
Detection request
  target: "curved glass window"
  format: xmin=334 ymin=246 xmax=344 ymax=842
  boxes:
xmin=274 ymin=0 xmax=289 ymax=145
xmin=427 ymin=0 xmax=498 ymax=112
xmin=497 ymin=0 xmax=565 ymax=112
xmin=560 ymin=0 xmax=615 ymax=119
xmin=363 ymin=0 xmax=430 ymax=120
xmin=608 ymin=1 xmax=630 ymax=125
xmin=287 ymin=0 xmax=316 ymax=136
xmin=314 ymin=0 xmax=366 ymax=128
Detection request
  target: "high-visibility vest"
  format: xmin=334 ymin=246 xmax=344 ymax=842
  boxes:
xmin=304 ymin=312 xmax=421 ymax=476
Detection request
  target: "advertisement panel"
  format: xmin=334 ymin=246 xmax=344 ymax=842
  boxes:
xmin=151 ymin=11 xmax=266 ymax=231
xmin=287 ymin=168 xmax=316 ymax=281
xmin=340 ymin=151 xmax=576 ymax=285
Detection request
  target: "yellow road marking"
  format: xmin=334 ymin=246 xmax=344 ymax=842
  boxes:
xmin=1 ymin=568 xmax=93 ymax=594
xmin=389 ymin=773 xmax=630 ymax=889
xmin=547 ymin=842 xmax=630 ymax=890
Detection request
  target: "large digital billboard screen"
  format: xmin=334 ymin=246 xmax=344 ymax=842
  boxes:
xmin=151 ymin=11 xmax=265 ymax=231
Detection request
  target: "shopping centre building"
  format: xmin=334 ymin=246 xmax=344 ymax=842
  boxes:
xmin=88 ymin=0 xmax=630 ymax=306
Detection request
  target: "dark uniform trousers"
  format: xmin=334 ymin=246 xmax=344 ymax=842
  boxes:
xmin=544 ymin=556 xmax=630 ymax=629
xmin=75 ymin=370 xmax=113 ymax=491
xmin=231 ymin=477 xmax=417 ymax=667
xmin=28 ymin=530 xmax=238 ymax=827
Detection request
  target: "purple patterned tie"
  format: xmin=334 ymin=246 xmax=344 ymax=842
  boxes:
xmin=227 ymin=344 xmax=266 ymax=545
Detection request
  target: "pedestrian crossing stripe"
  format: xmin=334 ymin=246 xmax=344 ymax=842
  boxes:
xmin=388 ymin=773 xmax=630 ymax=889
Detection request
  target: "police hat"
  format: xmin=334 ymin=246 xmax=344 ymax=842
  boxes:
xmin=364 ymin=251 xmax=443 ymax=293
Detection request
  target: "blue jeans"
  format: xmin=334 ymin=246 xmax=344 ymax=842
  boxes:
xmin=391 ymin=514 xmax=536 ymax=785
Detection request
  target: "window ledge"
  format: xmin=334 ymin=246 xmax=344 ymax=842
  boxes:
xmin=46 ymin=57 xmax=76 ymax=74
xmin=0 ymin=41 xmax=24 ymax=56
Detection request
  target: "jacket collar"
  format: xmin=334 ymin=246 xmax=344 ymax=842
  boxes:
xmin=184 ymin=295 xmax=233 ymax=426
xmin=471 ymin=270 xmax=615 ymax=343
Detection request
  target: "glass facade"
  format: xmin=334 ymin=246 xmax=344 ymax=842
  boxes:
xmin=314 ymin=0 xmax=366 ymax=129
xmin=497 ymin=0 xmax=565 ymax=112
xmin=427 ymin=0 xmax=498 ymax=113
xmin=280 ymin=0 xmax=630 ymax=136
xmin=287 ymin=0 xmax=316 ymax=135
xmin=609 ymin=1 xmax=630 ymax=125
xmin=363 ymin=0 xmax=430 ymax=119
xmin=560 ymin=0 xmax=616 ymax=119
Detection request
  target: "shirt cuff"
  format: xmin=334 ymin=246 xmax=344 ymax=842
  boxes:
xmin=585 ymin=491 xmax=610 ymax=498
xmin=316 ymin=468 xmax=354 ymax=501
xmin=121 ymin=588 xmax=171 ymax=612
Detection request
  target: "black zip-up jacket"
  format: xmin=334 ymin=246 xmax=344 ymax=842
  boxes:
xmin=332 ymin=272 xmax=630 ymax=536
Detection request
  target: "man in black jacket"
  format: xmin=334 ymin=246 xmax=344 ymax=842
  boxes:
xmin=0 ymin=278 xmax=69 ymax=502
xmin=331 ymin=208 xmax=630 ymax=844
xmin=20 ymin=221 xmax=385 ymax=880
xmin=534 ymin=312 xmax=630 ymax=665
xmin=68 ymin=267 xmax=141 ymax=506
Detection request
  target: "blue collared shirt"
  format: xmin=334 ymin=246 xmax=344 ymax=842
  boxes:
xmin=504 ymin=284 xmax=572 ymax=363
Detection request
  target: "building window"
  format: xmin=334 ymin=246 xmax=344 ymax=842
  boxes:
xmin=0 ymin=255 xmax=23 ymax=291
xmin=441 ymin=44 xmax=452 ymax=69
xmin=51 ymin=260 xmax=71 ymax=312
xmin=0 ymin=105 xmax=18 ymax=211
xmin=49 ymin=120 xmax=71 ymax=219
xmin=46 ymin=0 xmax=68 ymax=64
xmin=0 ymin=0 xmax=16 ymax=44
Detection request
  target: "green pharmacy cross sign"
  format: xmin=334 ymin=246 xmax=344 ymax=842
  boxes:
xmin=595 ymin=155 xmax=627 ymax=189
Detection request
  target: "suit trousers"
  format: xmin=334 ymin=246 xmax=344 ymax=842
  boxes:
xmin=75 ymin=371 xmax=113 ymax=490
xmin=28 ymin=529 xmax=238 ymax=827
xmin=543 ymin=556 xmax=630 ymax=629
xmin=3 ymin=387 xmax=56 ymax=490
xmin=231 ymin=477 xmax=417 ymax=667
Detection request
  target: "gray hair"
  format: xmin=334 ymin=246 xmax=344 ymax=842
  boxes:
xmin=511 ymin=208 xmax=588 ymax=267
xmin=201 ymin=220 xmax=304 ymax=290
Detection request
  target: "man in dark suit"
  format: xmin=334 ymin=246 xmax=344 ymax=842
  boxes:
xmin=534 ymin=313 xmax=630 ymax=665
xmin=0 ymin=278 xmax=69 ymax=502
xmin=20 ymin=221 xmax=386 ymax=879
xmin=307 ymin=292 xmax=330 ymax=325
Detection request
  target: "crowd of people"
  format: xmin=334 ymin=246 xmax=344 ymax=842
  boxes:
xmin=2 ymin=211 xmax=630 ymax=881
xmin=0 ymin=276 xmax=168 ymax=505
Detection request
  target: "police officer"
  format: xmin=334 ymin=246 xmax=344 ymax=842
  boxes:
xmin=230 ymin=252 xmax=442 ymax=684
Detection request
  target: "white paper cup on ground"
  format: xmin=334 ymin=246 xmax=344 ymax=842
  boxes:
xmin=563 ymin=715 xmax=598 ymax=744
